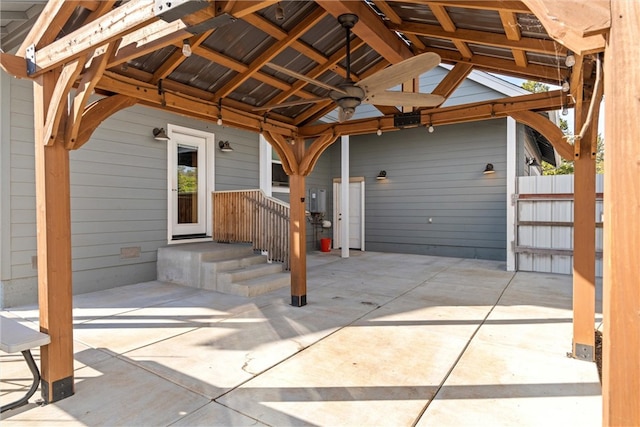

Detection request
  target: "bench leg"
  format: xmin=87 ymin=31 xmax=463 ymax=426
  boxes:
xmin=1 ymin=350 xmax=42 ymax=413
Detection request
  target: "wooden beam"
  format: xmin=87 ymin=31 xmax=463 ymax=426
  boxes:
xmin=521 ymin=0 xmax=607 ymax=54
xmin=509 ymin=111 xmax=573 ymax=161
xmin=499 ymin=11 xmax=528 ymax=68
xmin=422 ymin=1 xmax=531 ymax=13
xmin=34 ymin=70 xmax=74 ymax=403
xmin=31 ymin=1 xmax=159 ymax=76
xmin=390 ymin=21 xmax=563 ymax=55
xmin=262 ymin=132 xmax=298 ymax=176
xmin=435 ymin=47 xmax=565 ymax=84
xmin=299 ymin=134 xmax=339 ymax=176
xmin=300 ymin=90 xmax=572 ymax=141
xmin=96 ymin=73 xmax=298 ymax=136
xmin=17 ymin=0 xmax=77 ymax=56
xmin=217 ymin=8 xmax=326 ymax=98
xmin=428 ymin=4 xmax=473 ymax=58
xmin=72 ymin=95 xmax=138 ymax=150
xmin=150 ymin=31 xmax=212 ymax=84
xmin=0 ymin=53 xmax=28 ymax=79
xmin=373 ymin=0 xmax=426 ymax=51
xmin=430 ymin=62 xmax=473 ymax=100
xmin=603 ymin=1 xmax=640 ymax=423
xmin=44 ymin=59 xmax=85 ymax=147
xmin=242 ymin=13 xmax=330 ymax=66
xmin=315 ymin=0 xmax=412 ymax=63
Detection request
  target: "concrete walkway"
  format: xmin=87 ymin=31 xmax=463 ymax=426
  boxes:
xmin=1 ymin=251 xmax=602 ymax=426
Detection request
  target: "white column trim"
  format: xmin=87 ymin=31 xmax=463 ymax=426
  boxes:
xmin=259 ymin=134 xmax=272 ymax=197
xmin=506 ymin=117 xmax=517 ymax=271
xmin=341 ymin=135 xmax=349 ymax=258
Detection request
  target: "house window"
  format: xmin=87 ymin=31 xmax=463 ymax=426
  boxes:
xmin=271 ymin=151 xmax=290 ymax=192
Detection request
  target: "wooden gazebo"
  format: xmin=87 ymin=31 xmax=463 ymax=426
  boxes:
xmin=0 ymin=1 xmax=637 ymax=424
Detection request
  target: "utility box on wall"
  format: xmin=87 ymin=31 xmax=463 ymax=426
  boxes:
xmin=309 ymin=188 xmax=327 ymax=214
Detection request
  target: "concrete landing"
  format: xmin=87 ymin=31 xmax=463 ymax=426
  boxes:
xmin=1 ymin=252 xmax=602 ymax=426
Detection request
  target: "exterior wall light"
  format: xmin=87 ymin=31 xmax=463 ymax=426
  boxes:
xmin=152 ymin=128 xmax=170 ymax=141
xmin=483 ymin=163 xmax=495 ymax=174
xmin=219 ymin=140 xmax=233 ymax=152
xmin=376 ymin=170 xmax=387 ymax=180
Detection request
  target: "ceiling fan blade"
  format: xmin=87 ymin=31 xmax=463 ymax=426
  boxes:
xmin=358 ymin=52 xmax=441 ymax=96
xmin=265 ymin=63 xmax=348 ymax=95
xmin=252 ymin=97 xmax=327 ymax=112
xmin=364 ymin=91 xmax=445 ymax=107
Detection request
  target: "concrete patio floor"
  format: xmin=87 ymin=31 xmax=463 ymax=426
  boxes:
xmin=1 ymin=251 xmax=602 ymax=426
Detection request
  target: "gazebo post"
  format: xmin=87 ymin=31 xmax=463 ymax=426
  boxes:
xmin=34 ymin=71 xmax=75 ymax=402
xmin=603 ymin=1 xmax=640 ymax=423
xmin=571 ymin=58 xmax=598 ymax=361
xmin=289 ymin=138 xmax=307 ymax=307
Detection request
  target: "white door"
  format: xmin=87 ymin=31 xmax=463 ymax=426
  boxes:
xmin=167 ymin=126 xmax=214 ymax=239
xmin=333 ymin=180 xmax=365 ymax=250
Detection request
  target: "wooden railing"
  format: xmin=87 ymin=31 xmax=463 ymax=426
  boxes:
xmin=213 ymin=190 xmax=290 ymax=269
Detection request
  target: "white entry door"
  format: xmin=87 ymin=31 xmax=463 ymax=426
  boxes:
xmin=167 ymin=125 xmax=214 ymax=239
xmin=333 ymin=179 xmax=365 ymax=250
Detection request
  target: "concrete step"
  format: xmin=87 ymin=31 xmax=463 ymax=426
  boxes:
xmin=217 ymin=263 xmax=285 ymax=286
xmin=157 ymin=242 xmax=255 ymax=287
xmin=200 ymin=255 xmax=268 ymax=291
xmin=221 ymin=272 xmax=291 ymax=297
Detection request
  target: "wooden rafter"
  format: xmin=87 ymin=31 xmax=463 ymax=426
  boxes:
xmin=390 ymin=21 xmax=563 ymax=56
xmin=150 ymin=31 xmax=213 ymax=84
xmin=373 ymin=0 xmax=426 ymax=51
xmin=217 ymin=8 xmax=326 ymax=98
xmin=428 ymin=4 xmax=473 ymax=58
xmin=431 ymin=62 xmax=473 ymax=99
xmin=315 ymin=0 xmax=413 ymax=63
xmin=499 ymin=11 xmax=528 ymax=67
xmin=422 ymin=1 xmax=531 ymax=13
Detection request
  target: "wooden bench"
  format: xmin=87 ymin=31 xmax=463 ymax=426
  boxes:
xmin=0 ymin=314 xmax=50 ymax=413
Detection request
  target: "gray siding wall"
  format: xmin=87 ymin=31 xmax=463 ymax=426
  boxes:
xmin=1 ymin=76 xmax=260 ymax=307
xmin=330 ymin=120 xmax=508 ymax=261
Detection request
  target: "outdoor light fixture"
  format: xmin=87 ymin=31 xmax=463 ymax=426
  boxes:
xmin=427 ymin=115 xmax=434 ymax=133
xmin=219 ymin=140 xmax=233 ymax=152
xmin=152 ymin=128 xmax=170 ymax=141
xmin=182 ymin=39 xmax=192 ymax=57
xmin=525 ymin=157 xmax=540 ymax=167
xmin=217 ymin=99 xmax=223 ymax=126
xmin=565 ymin=52 xmax=576 ymax=67
xmin=377 ymin=128 xmax=382 ymax=136
xmin=376 ymin=170 xmax=387 ymax=180
xmin=562 ymin=103 xmax=569 ymax=116
xmin=275 ymin=2 xmax=285 ymax=21
xmin=483 ymin=163 xmax=495 ymax=174
xmin=561 ymin=79 xmax=570 ymax=92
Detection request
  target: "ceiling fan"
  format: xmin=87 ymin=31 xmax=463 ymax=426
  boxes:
xmin=254 ymin=13 xmax=444 ymax=122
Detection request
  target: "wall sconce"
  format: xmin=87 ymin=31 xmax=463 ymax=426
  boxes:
xmin=483 ymin=163 xmax=495 ymax=174
xmin=525 ymin=157 xmax=540 ymax=167
xmin=219 ymin=140 xmax=233 ymax=152
xmin=376 ymin=170 xmax=387 ymax=180
xmin=152 ymin=127 xmax=170 ymax=141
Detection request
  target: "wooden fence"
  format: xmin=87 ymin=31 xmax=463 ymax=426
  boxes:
xmin=213 ymin=190 xmax=290 ymax=269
